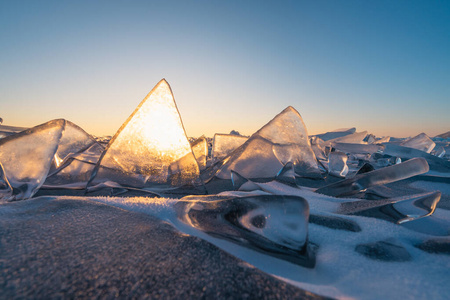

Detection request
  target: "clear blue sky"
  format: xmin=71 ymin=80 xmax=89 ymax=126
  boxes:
xmin=1 ymin=0 xmax=449 ymax=138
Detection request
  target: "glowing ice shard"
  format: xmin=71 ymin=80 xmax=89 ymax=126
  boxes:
xmin=316 ymin=157 xmax=429 ymax=197
xmin=175 ymin=194 xmax=315 ymax=267
xmin=212 ymin=133 xmax=248 ymax=161
xmin=215 ymin=107 xmax=321 ymax=179
xmin=328 ymin=151 xmax=349 ymax=178
xmin=88 ymin=79 xmax=200 ymax=189
xmin=190 ymin=136 xmax=208 ymax=170
xmin=400 ymin=133 xmax=435 ymax=153
xmin=0 ymin=119 xmax=64 ymax=200
xmin=315 ymin=127 xmax=356 ymax=141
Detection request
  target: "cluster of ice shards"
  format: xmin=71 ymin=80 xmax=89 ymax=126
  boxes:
xmin=212 ymin=107 xmax=321 ymax=180
xmin=211 ymin=133 xmax=248 ymax=162
xmin=88 ymin=79 xmax=201 ymax=189
xmin=0 ymin=119 xmax=65 ymax=201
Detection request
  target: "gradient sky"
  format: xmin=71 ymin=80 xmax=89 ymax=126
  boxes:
xmin=1 ymin=0 xmax=449 ymax=138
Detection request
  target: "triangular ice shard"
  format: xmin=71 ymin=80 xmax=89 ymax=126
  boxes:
xmin=88 ymin=79 xmax=200 ymax=189
xmin=212 ymin=133 xmax=248 ymax=162
xmin=215 ymin=107 xmax=321 ymax=179
xmin=190 ymin=136 xmax=208 ymax=170
xmin=400 ymin=133 xmax=435 ymax=153
xmin=0 ymin=119 xmax=65 ymax=201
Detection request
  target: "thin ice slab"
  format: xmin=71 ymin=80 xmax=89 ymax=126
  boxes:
xmin=176 ymin=194 xmax=315 ymax=267
xmin=88 ymin=79 xmax=200 ymax=190
xmin=401 ymin=133 xmax=435 ymax=153
xmin=316 ymin=157 xmax=430 ymax=197
xmin=190 ymin=136 xmax=208 ymax=170
xmin=212 ymin=133 xmax=248 ymax=162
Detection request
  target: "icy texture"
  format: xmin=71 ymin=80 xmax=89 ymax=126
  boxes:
xmin=0 ymin=162 xmax=12 ymax=200
xmin=215 ymin=107 xmax=321 ymax=179
xmin=316 ymin=157 xmax=430 ymax=197
xmin=88 ymin=79 xmax=200 ymax=189
xmin=212 ymin=134 xmax=248 ymax=161
xmin=175 ymin=194 xmax=314 ymax=267
xmin=376 ymin=136 xmax=391 ymax=143
xmin=328 ymin=131 xmax=368 ymax=144
xmin=314 ymin=127 xmax=356 ymax=141
xmin=0 ymin=119 xmax=64 ymax=200
xmin=339 ymin=191 xmax=441 ymax=224
xmin=310 ymin=136 xmax=329 ymax=161
xmin=382 ymin=143 xmax=450 ymax=172
xmin=401 ymin=133 xmax=436 ymax=153
xmin=433 ymin=146 xmax=446 ymax=158
xmin=328 ymin=151 xmax=349 ymax=178
xmin=190 ymin=136 xmax=208 ymax=170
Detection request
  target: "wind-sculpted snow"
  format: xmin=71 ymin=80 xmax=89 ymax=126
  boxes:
xmin=88 ymin=79 xmax=200 ymax=190
xmin=0 ymin=119 xmax=64 ymax=201
xmin=212 ymin=107 xmax=321 ymax=180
